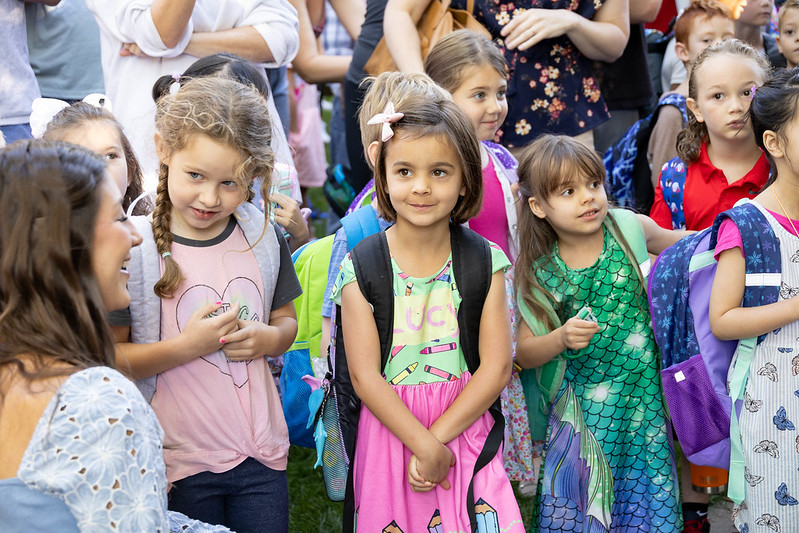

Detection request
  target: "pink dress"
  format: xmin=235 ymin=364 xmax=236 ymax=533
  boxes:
xmin=331 ymin=245 xmax=525 ymax=532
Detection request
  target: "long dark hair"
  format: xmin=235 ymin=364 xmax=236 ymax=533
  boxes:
xmin=0 ymin=140 xmax=116 ymax=388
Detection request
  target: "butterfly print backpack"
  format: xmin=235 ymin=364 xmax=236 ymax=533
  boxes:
xmin=648 ymin=201 xmax=781 ymax=501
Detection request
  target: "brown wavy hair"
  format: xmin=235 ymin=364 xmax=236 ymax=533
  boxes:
xmin=0 ymin=140 xmax=116 ymax=388
xmin=676 ymin=39 xmax=771 ymax=165
xmin=152 ymin=77 xmax=274 ymax=298
xmin=370 ymin=98 xmax=482 ymax=224
xmin=43 ymin=102 xmax=151 ymax=216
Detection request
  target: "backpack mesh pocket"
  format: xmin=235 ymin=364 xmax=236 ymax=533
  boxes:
xmin=661 ymin=353 xmax=731 ymax=459
xmin=320 ymin=387 xmax=349 ymax=501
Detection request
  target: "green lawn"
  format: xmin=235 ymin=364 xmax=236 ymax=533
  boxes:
xmin=287 ymin=444 xmax=536 ymax=531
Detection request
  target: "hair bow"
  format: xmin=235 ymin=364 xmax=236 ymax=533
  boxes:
xmin=367 ymin=102 xmax=404 ymax=142
xmin=29 ymin=93 xmax=113 ymax=139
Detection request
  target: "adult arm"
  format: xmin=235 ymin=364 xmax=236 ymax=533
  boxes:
xmin=630 ymin=0 xmax=662 ymax=24
xmin=184 ymin=26 xmax=278 ymax=62
xmin=151 ymin=0 xmax=195 ymax=48
xmin=331 ymin=0 xmax=366 ymax=40
xmin=501 ymin=0 xmax=630 ymax=62
xmin=382 ymin=0 xmax=431 ymax=73
xmin=286 ymin=0 xmax=351 ymax=83
xmin=648 ymin=105 xmax=683 ymax=187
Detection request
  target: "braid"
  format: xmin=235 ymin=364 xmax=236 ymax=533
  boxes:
xmin=151 ymin=164 xmax=183 ymax=298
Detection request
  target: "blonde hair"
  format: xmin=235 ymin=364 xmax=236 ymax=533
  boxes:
xmin=676 ymin=39 xmax=770 ymax=164
xmin=358 ymin=72 xmax=450 ymax=168
xmin=779 ymin=0 xmax=799 ymax=27
xmin=152 ymin=77 xmax=274 ymax=298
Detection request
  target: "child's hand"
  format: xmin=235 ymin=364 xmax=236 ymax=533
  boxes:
xmin=179 ymin=302 xmax=240 ymax=357
xmin=407 ymin=455 xmax=436 ymax=492
xmin=410 ymin=440 xmax=455 ymax=491
xmin=220 ymin=319 xmax=279 ymax=361
xmin=560 ymin=316 xmax=600 ymax=351
xmin=270 ymin=192 xmax=309 ymax=250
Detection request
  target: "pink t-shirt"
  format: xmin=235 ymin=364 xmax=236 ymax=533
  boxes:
xmin=151 ymin=221 xmax=289 ymax=483
xmin=469 ymin=157 xmax=511 ymax=260
xmin=715 ymin=207 xmax=799 ymax=258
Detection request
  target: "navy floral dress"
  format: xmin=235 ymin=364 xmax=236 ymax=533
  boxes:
xmin=451 ymin=0 xmax=610 ymax=147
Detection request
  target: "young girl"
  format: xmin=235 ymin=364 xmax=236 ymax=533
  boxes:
xmin=424 ymin=29 xmax=536 ymax=487
xmin=650 ymin=39 xmax=771 ymax=231
xmin=515 ymin=135 xmax=685 ymax=531
xmin=39 ymin=101 xmax=151 ymax=216
xmin=709 ymin=67 xmax=799 ymax=533
xmin=118 ymin=77 xmax=301 ymax=533
xmin=332 ymin=98 xmax=525 ymax=531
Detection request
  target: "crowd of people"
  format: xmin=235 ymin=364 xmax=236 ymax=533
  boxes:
xmin=3 ymin=0 xmax=799 ymax=532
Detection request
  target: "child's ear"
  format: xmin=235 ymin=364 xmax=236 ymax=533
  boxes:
xmin=763 ymin=129 xmax=784 ymax=159
xmin=686 ymin=98 xmax=704 ymax=123
xmin=675 ymin=41 xmax=690 ymax=64
xmin=528 ymin=196 xmax=547 ymax=219
xmin=154 ymin=132 xmax=170 ymax=164
xmin=777 ymin=34 xmax=784 ymax=55
xmin=367 ymin=141 xmax=381 ymax=167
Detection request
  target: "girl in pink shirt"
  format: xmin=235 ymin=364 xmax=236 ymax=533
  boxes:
xmin=117 ymin=77 xmax=301 ymax=533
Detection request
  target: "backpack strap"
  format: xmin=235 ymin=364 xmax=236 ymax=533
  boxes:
xmin=709 ymin=201 xmax=781 ymax=504
xmin=659 ymin=157 xmax=688 ymax=230
xmin=341 ymin=204 xmax=380 ymax=250
xmin=350 ymin=225 xmax=497 ymax=533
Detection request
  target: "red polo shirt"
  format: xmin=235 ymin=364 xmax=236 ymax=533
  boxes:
xmin=650 ymin=143 xmax=770 ymax=230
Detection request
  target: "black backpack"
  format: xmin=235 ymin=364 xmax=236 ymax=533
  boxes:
xmin=334 ymin=224 xmax=505 ymax=532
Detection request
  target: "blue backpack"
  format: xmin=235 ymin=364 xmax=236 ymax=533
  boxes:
xmin=280 ymin=206 xmax=380 ymax=448
xmin=648 ymin=201 xmax=781 ymax=503
xmin=604 ymin=93 xmax=687 ymax=212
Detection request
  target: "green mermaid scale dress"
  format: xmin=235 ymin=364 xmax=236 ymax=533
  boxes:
xmin=533 ymin=228 xmax=681 ymax=532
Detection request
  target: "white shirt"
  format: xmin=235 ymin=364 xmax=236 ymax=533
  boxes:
xmin=87 ymin=0 xmax=299 ymax=174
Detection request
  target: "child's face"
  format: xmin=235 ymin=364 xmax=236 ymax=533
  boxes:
xmin=688 ymin=55 xmax=763 ymax=146
xmin=156 ymin=133 xmax=248 ymax=241
xmin=679 ymin=15 xmax=735 ymax=65
xmin=527 ymin=173 xmax=608 ymax=243
xmin=737 ymin=0 xmax=774 ymax=26
xmin=450 ymin=64 xmax=508 ymax=142
xmin=377 ymin=132 xmax=465 ymax=229
xmin=65 ymin=121 xmax=129 ymax=196
xmin=779 ymin=8 xmax=799 ymax=68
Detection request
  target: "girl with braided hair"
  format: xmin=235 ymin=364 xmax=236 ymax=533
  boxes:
xmin=116 ymin=76 xmax=301 ymax=533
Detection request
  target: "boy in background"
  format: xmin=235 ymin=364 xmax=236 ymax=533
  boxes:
xmin=778 ymin=0 xmax=799 ymax=68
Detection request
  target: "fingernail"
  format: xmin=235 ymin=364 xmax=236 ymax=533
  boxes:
xmin=220 ymin=338 xmax=226 ymax=344
xmin=215 ymin=301 xmax=222 ymax=305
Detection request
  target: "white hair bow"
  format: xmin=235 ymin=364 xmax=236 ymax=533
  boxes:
xmin=29 ymin=93 xmax=113 ymax=139
xmin=367 ymin=102 xmax=404 ymax=142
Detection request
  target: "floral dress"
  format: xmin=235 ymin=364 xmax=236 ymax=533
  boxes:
xmin=525 ymin=226 xmax=681 ymax=532
xmin=452 ymin=0 xmax=610 ymax=147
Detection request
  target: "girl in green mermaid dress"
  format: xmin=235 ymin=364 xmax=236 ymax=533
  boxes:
xmin=513 ymin=135 xmax=686 ymax=532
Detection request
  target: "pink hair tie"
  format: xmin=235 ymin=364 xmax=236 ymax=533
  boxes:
xmin=750 ymin=84 xmax=757 ymax=101
xmin=367 ymin=102 xmax=405 ymax=142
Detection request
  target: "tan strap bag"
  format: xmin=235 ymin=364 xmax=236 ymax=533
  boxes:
xmin=364 ymin=0 xmax=491 ymax=76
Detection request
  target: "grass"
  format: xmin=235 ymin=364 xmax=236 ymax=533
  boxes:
xmin=287 ymin=444 xmax=537 ymax=531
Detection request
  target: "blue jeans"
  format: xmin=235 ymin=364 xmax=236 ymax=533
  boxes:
xmin=168 ymin=457 xmax=288 ymax=533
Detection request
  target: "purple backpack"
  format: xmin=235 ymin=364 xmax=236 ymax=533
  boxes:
xmin=648 ymin=201 xmax=781 ymax=502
